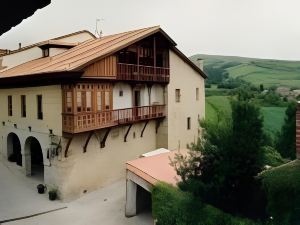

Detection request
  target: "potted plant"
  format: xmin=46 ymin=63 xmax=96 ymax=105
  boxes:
xmin=37 ymin=184 xmax=47 ymax=194
xmin=48 ymin=188 xmax=57 ymax=201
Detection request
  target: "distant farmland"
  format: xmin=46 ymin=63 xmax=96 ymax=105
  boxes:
xmin=205 ymin=96 xmax=286 ymax=137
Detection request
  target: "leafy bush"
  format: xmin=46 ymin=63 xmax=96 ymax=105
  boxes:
xmin=262 ymin=146 xmax=287 ymax=167
xmin=259 ymin=160 xmax=300 ymax=225
xmin=152 ymin=182 xmax=261 ymax=225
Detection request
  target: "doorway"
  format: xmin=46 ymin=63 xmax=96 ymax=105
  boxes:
xmin=7 ymin=133 xmax=22 ymax=166
xmin=24 ymin=137 xmax=44 ymax=180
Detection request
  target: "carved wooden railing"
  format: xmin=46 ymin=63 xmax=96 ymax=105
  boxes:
xmin=62 ymin=105 xmax=166 ymax=133
xmin=117 ymin=63 xmax=170 ymax=82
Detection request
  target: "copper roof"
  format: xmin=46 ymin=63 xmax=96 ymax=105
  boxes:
xmin=0 ymin=26 xmax=207 ymax=79
xmin=126 ymin=149 xmax=188 ymax=186
xmin=0 ymin=30 xmax=95 ymax=56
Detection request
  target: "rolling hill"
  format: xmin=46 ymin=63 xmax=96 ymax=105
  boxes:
xmin=190 ymin=54 xmax=300 ymax=88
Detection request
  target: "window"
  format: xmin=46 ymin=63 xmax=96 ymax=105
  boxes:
xmin=66 ymin=92 xmax=72 ymax=112
xmin=42 ymin=48 xmax=49 ymax=57
xmin=86 ymin=91 xmax=92 ymax=112
xmin=77 ymin=92 xmax=82 ymax=112
xmin=37 ymin=95 xmax=43 ymax=120
xmin=175 ymin=89 xmax=181 ymax=102
xmin=21 ymin=95 xmax=26 ymax=117
xmin=8 ymin=95 xmax=12 ymax=116
xmin=196 ymin=88 xmax=199 ymax=101
xmin=105 ymin=91 xmax=110 ymax=110
xmin=187 ymin=117 xmax=191 ymax=130
xmin=119 ymin=90 xmax=123 ymax=97
xmin=97 ymin=92 xmax=102 ymax=111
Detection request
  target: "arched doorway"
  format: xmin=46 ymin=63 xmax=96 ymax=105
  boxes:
xmin=7 ymin=133 xmax=22 ymax=166
xmin=24 ymin=137 xmax=44 ymax=180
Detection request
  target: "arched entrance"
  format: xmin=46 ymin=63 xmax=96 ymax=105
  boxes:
xmin=24 ymin=137 xmax=44 ymax=180
xmin=7 ymin=133 xmax=22 ymax=166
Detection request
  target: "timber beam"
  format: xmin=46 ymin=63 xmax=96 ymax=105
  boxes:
xmin=140 ymin=121 xmax=149 ymax=137
xmin=64 ymin=136 xmax=73 ymax=158
xmin=100 ymin=128 xmax=111 ymax=148
xmin=83 ymin=131 xmax=95 ymax=153
xmin=124 ymin=124 xmax=133 ymax=142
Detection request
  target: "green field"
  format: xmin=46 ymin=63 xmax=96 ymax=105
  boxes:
xmin=205 ymin=96 xmax=286 ymax=136
xmin=191 ymin=54 xmax=300 ymax=88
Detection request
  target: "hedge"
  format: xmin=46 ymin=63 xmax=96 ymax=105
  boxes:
xmin=152 ymin=182 xmax=260 ymax=225
xmin=259 ymin=160 xmax=300 ymax=225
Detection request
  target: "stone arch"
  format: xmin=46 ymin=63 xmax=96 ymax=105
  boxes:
xmin=7 ymin=133 xmax=22 ymax=166
xmin=24 ymin=136 xmax=44 ymax=180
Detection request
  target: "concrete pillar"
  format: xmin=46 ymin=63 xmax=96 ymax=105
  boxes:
xmin=125 ymin=179 xmax=137 ymax=217
xmin=297 ymin=102 xmax=300 ymax=159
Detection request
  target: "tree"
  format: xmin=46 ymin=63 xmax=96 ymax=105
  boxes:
xmin=260 ymin=84 xmax=264 ymax=92
xmin=276 ymin=101 xmax=297 ymax=159
xmin=171 ymin=92 xmax=266 ymax=218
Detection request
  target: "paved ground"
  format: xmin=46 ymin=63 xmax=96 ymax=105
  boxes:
xmin=0 ymin=160 xmax=152 ymax=225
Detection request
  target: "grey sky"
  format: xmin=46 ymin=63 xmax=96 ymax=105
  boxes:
xmin=1 ymin=0 xmax=300 ymax=60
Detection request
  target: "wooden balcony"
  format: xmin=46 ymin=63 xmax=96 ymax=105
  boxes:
xmin=62 ymin=105 xmax=166 ymax=134
xmin=117 ymin=63 xmax=170 ymax=82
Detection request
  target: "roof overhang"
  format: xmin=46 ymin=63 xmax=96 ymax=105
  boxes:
xmin=0 ymin=0 xmax=51 ymax=35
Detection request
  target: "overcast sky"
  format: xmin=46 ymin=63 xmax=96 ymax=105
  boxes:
xmin=1 ymin=0 xmax=300 ymax=60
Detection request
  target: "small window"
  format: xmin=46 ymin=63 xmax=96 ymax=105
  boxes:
xmin=175 ymin=89 xmax=181 ymax=102
xmin=97 ymin=92 xmax=102 ymax=111
xmin=187 ymin=117 xmax=191 ymax=130
xmin=196 ymin=88 xmax=199 ymax=101
xmin=66 ymin=92 xmax=72 ymax=112
xmin=119 ymin=90 xmax=123 ymax=97
xmin=42 ymin=48 xmax=49 ymax=57
xmin=86 ymin=91 xmax=92 ymax=112
xmin=105 ymin=91 xmax=110 ymax=110
xmin=8 ymin=95 xmax=12 ymax=116
xmin=77 ymin=92 xmax=82 ymax=112
xmin=37 ymin=95 xmax=43 ymax=120
xmin=21 ymin=95 xmax=26 ymax=117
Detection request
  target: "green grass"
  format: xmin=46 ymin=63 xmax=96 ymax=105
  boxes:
xmin=205 ymin=96 xmax=231 ymax=122
xmin=205 ymin=96 xmax=286 ymax=136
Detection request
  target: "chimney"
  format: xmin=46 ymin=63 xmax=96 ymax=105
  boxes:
xmin=296 ymin=101 xmax=300 ymax=159
xmin=196 ymin=58 xmax=204 ymax=71
xmin=18 ymin=43 xmax=22 ymax=49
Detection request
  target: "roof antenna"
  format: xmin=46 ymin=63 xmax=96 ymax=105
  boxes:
xmin=95 ymin=18 xmax=104 ymax=38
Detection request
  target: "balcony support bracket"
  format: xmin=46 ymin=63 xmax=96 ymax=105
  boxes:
xmin=124 ymin=124 xmax=133 ymax=142
xmin=83 ymin=131 xmax=95 ymax=153
xmin=100 ymin=128 xmax=111 ymax=148
xmin=140 ymin=120 xmax=149 ymax=137
xmin=64 ymin=135 xmax=74 ymax=158
xmin=156 ymin=119 xmax=163 ymax=134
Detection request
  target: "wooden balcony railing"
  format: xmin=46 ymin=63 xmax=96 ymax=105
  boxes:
xmin=62 ymin=105 xmax=166 ymax=133
xmin=117 ymin=63 xmax=170 ymax=82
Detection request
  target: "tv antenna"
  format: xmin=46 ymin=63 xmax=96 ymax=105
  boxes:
xmin=95 ymin=18 xmax=104 ymax=38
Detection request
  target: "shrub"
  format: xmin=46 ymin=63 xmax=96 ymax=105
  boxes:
xmin=259 ymin=160 xmax=300 ymax=225
xmin=152 ymin=182 xmax=261 ymax=225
